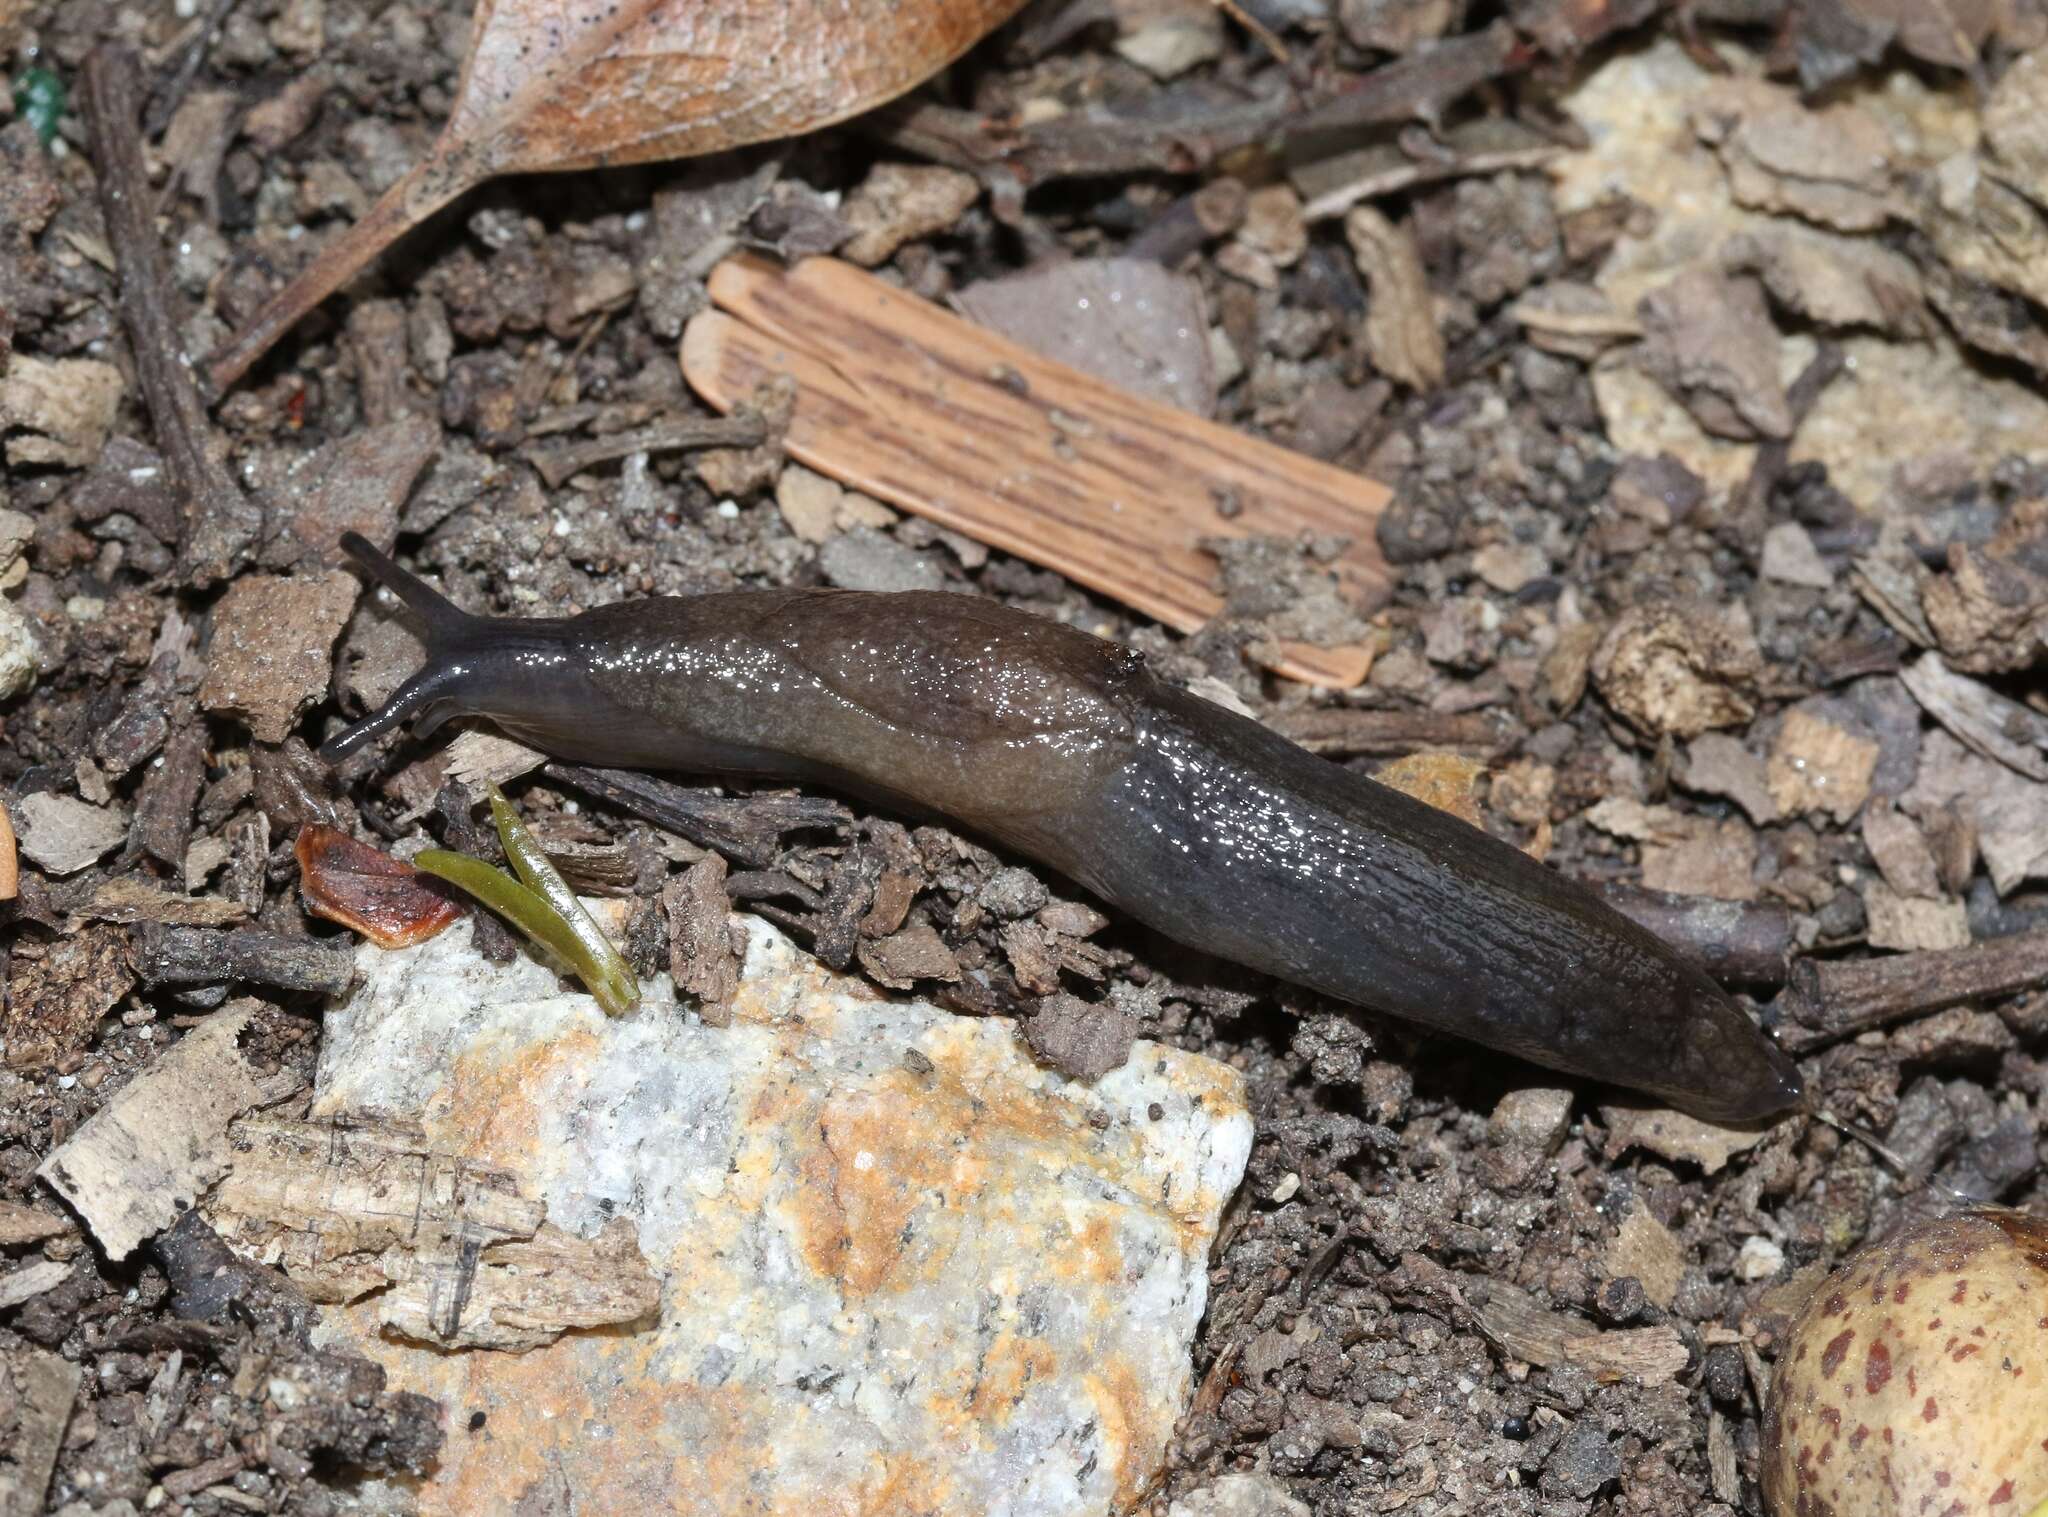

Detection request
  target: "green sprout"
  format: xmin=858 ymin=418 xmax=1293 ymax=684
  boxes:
xmin=414 ymin=784 xmax=640 ymax=1015
xmin=12 ymin=69 xmax=65 ymax=149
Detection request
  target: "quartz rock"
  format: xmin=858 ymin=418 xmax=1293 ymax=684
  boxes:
xmin=306 ymin=914 xmax=1251 ymax=1516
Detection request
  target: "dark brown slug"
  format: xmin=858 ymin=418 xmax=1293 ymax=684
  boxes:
xmin=324 ymin=533 xmax=1804 ymax=1123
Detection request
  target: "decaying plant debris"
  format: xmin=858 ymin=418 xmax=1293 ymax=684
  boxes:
xmin=3 ymin=0 xmax=2048 ymax=1512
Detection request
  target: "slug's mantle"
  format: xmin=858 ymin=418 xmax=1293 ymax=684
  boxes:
xmin=305 ymin=913 xmax=1253 ymax=1517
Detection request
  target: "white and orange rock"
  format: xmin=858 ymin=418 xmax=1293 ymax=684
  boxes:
xmin=288 ymin=912 xmax=1251 ymax=1516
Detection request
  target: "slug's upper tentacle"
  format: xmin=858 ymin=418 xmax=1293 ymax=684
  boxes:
xmin=320 ymin=534 xmax=485 ymax=763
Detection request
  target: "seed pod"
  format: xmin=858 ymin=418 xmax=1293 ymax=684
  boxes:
xmin=1762 ymin=1208 xmax=2048 ymax=1517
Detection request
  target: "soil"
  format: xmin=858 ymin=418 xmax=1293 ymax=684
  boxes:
xmin=2 ymin=1 xmax=2046 ymax=1514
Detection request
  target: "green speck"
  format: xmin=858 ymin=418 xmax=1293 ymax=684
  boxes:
xmin=12 ymin=69 xmax=64 ymax=149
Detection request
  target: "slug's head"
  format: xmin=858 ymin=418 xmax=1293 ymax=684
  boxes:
xmin=320 ymin=533 xmax=586 ymax=765
xmin=1657 ymin=968 xmax=1806 ymax=1124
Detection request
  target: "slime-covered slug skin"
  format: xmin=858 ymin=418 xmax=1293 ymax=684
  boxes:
xmin=323 ymin=533 xmax=1804 ymax=1122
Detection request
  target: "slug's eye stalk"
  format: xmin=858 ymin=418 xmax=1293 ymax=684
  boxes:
xmin=321 ymin=533 xmax=488 ymax=765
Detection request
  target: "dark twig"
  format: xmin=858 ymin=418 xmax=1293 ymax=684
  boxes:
xmin=1285 ymin=23 xmax=1522 ymax=138
xmin=1774 ymin=926 xmax=2048 ymax=1052
xmin=1598 ymin=882 xmax=1793 ymax=986
xmin=546 ymin=764 xmax=851 ymax=870
xmin=1267 ymin=706 xmax=1518 ymax=759
xmin=133 ymin=925 xmax=358 ymax=997
xmin=877 ymin=26 xmax=1528 ymax=196
xmin=145 ymin=0 xmax=241 ymax=136
xmin=83 ymin=45 xmax=260 ymax=586
xmin=522 ymin=414 xmax=769 ymax=489
xmin=873 ymin=95 xmax=1290 ymax=187
xmin=1736 ymin=341 xmax=1845 ymax=516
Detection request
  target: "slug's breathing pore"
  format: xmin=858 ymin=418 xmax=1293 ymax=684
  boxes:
xmin=325 ymin=533 xmax=1804 ymax=1123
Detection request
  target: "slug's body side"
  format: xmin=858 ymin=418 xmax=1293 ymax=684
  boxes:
xmin=328 ymin=534 xmax=1803 ymax=1122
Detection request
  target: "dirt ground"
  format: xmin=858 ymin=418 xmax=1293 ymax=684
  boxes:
xmin=3 ymin=0 xmax=2046 ymax=1513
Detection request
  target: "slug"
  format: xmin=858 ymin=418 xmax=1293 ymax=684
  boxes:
xmin=324 ymin=533 xmax=1804 ymax=1123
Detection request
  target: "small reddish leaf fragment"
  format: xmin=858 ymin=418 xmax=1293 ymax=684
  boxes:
xmin=296 ymin=824 xmax=463 ymax=948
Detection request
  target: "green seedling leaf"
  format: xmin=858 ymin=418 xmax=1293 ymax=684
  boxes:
xmin=413 ymin=848 xmax=638 ymax=1016
xmin=486 ymin=784 xmax=640 ymax=1014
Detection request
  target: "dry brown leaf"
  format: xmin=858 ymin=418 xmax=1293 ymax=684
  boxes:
xmin=205 ymin=0 xmax=1034 ymax=389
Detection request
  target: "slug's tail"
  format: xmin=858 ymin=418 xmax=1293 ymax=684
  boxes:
xmin=320 ymin=533 xmax=483 ymax=764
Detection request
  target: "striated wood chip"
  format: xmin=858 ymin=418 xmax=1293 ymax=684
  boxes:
xmin=1985 ymin=43 xmax=2048 ymax=198
xmin=1344 ymin=204 xmax=1445 ymax=390
xmin=132 ymin=925 xmax=356 ymax=997
xmin=1900 ymin=651 xmax=2048 ymax=780
xmin=685 ymin=255 xmax=1390 ymax=687
xmin=1599 ymin=1103 xmax=1771 ymax=1176
xmin=1862 ymin=880 xmax=1970 ymax=951
xmin=200 ymin=571 xmax=361 ymax=743
xmin=1766 ymin=706 xmax=1878 ymax=824
xmin=1641 ymin=819 xmax=1757 ymax=902
xmin=1917 ymin=251 xmax=2048 ymax=377
xmin=1606 ymin=1207 xmax=1685 ymax=1311
xmin=1921 ymin=537 xmax=2048 ymax=673
xmin=0 ymin=1345 xmax=82 ymax=1517
xmin=1509 ymin=280 xmax=1642 ymax=359
xmin=1022 ymin=993 xmax=1136 ymax=1081
xmin=0 ymin=1258 xmax=70 ymax=1310
xmin=81 ymin=877 xmax=248 ymax=926
xmin=772 ymin=463 xmax=897 ymax=544
xmin=664 ymin=853 xmax=742 ymax=1026
xmin=1708 ymin=1413 xmax=1740 ymax=1505
xmin=38 ymin=1003 xmax=284 ymax=1260
xmin=0 ymin=804 xmax=15 ymax=902
xmin=127 ymin=722 xmax=207 ymax=870
xmin=1565 ymin=1325 xmax=1690 ymax=1385
xmin=442 ymin=730 xmax=550 ymax=793
xmin=1542 ymin=619 xmax=1605 ymax=712
xmin=5 ymin=924 xmax=134 ymax=1072
xmin=1001 ymin=920 xmax=1061 ymax=996
xmin=206 ymin=1114 xmax=661 ymax=1351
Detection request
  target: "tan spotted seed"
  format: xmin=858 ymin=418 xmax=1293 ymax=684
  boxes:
xmin=1763 ymin=1208 xmax=2048 ymax=1517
